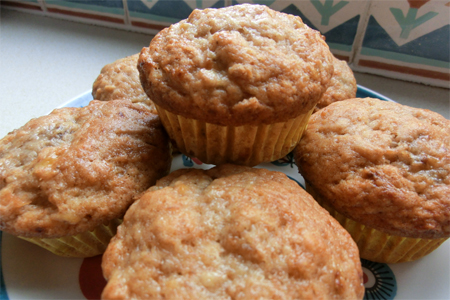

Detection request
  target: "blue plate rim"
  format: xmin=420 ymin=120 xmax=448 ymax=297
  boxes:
xmin=54 ymin=85 xmax=395 ymax=110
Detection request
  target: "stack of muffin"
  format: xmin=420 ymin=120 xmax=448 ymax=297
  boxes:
xmin=1 ymin=4 xmax=449 ymax=300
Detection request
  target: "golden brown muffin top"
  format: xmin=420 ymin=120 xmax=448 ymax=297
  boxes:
xmin=0 ymin=100 xmax=171 ymax=238
xmin=102 ymin=165 xmax=364 ymax=300
xmin=138 ymin=4 xmax=334 ymax=126
xmin=295 ymin=98 xmax=450 ymax=239
xmin=92 ymin=54 xmax=157 ymax=113
xmin=314 ymin=56 xmax=356 ymax=113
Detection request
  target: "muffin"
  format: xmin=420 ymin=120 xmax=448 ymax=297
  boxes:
xmin=138 ymin=4 xmax=334 ymax=166
xmin=102 ymin=165 xmax=364 ymax=299
xmin=92 ymin=54 xmax=157 ymax=113
xmin=295 ymin=98 xmax=450 ymax=263
xmin=0 ymin=100 xmax=172 ymax=257
xmin=313 ymin=56 xmax=356 ymax=113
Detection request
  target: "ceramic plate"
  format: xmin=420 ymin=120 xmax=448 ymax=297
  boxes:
xmin=1 ymin=87 xmax=448 ymax=300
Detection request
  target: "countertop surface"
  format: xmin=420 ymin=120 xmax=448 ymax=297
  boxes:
xmin=1 ymin=8 xmax=449 ymax=138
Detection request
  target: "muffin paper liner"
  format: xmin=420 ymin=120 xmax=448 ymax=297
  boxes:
xmin=156 ymin=105 xmax=313 ymax=166
xmin=19 ymin=219 xmax=122 ymax=258
xmin=306 ymin=183 xmax=448 ymax=263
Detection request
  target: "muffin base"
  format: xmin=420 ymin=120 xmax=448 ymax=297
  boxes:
xmin=305 ymin=183 xmax=448 ymax=263
xmin=19 ymin=219 xmax=122 ymax=258
xmin=156 ymin=105 xmax=313 ymax=166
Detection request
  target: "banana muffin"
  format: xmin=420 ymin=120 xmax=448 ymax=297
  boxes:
xmin=0 ymin=100 xmax=172 ymax=257
xmin=92 ymin=54 xmax=157 ymax=113
xmin=138 ymin=4 xmax=334 ymax=166
xmin=295 ymin=98 xmax=450 ymax=263
xmin=102 ymin=165 xmax=364 ymax=299
xmin=92 ymin=55 xmax=181 ymax=154
xmin=313 ymin=56 xmax=356 ymax=113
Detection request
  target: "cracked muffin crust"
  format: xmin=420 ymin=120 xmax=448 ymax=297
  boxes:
xmin=138 ymin=4 xmax=334 ymax=126
xmin=295 ymin=98 xmax=450 ymax=239
xmin=0 ymin=100 xmax=171 ymax=238
xmin=102 ymin=165 xmax=364 ymax=300
xmin=92 ymin=54 xmax=157 ymax=113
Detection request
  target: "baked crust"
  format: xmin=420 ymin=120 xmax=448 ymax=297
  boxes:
xmin=295 ymin=98 xmax=450 ymax=239
xmin=138 ymin=4 xmax=334 ymax=126
xmin=102 ymin=165 xmax=364 ymax=300
xmin=314 ymin=56 xmax=356 ymax=113
xmin=92 ymin=54 xmax=157 ymax=113
xmin=0 ymin=100 xmax=171 ymax=238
